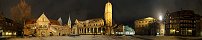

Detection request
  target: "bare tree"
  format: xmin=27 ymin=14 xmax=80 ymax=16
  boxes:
xmin=10 ymin=0 xmax=31 ymax=23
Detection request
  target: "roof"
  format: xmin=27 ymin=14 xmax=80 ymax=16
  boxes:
xmin=25 ymin=19 xmax=60 ymax=25
xmin=36 ymin=13 xmax=50 ymax=23
xmin=49 ymin=19 xmax=60 ymax=25
xmin=76 ymin=18 xmax=104 ymax=23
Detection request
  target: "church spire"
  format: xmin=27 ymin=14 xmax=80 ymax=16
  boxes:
xmin=68 ymin=14 xmax=71 ymax=28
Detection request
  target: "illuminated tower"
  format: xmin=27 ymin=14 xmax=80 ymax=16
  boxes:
xmin=67 ymin=15 xmax=71 ymax=28
xmin=104 ymin=0 xmax=112 ymax=27
xmin=104 ymin=0 xmax=113 ymax=35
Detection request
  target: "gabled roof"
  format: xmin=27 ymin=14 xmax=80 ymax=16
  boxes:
xmin=36 ymin=13 xmax=50 ymax=23
xmin=25 ymin=19 xmax=60 ymax=25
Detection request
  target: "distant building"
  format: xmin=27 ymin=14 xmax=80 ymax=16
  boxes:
xmin=23 ymin=12 xmax=71 ymax=37
xmin=114 ymin=24 xmax=124 ymax=35
xmin=164 ymin=10 xmax=201 ymax=36
xmin=134 ymin=17 xmax=158 ymax=35
xmin=73 ymin=18 xmax=105 ymax=35
xmin=114 ymin=25 xmax=135 ymax=35
xmin=0 ymin=11 xmax=22 ymax=36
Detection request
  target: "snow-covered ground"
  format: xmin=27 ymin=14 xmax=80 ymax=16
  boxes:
xmin=8 ymin=35 xmax=142 ymax=40
xmin=7 ymin=35 xmax=202 ymax=40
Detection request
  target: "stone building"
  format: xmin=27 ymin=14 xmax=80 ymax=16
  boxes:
xmin=164 ymin=10 xmax=201 ymax=36
xmin=134 ymin=17 xmax=158 ymax=35
xmin=23 ymin=12 xmax=71 ymax=36
xmin=0 ymin=11 xmax=22 ymax=36
xmin=73 ymin=18 xmax=105 ymax=35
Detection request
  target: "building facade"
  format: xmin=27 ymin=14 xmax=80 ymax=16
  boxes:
xmin=134 ymin=17 xmax=158 ymax=35
xmin=0 ymin=11 xmax=22 ymax=36
xmin=23 ymin=12 xmax=71 ymax=37
xmin=73 ymin=18 xmax=105 ymax=35
xmin=164 ymin=10 xmax=201 ymax=36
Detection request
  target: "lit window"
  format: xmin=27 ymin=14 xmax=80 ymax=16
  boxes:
xmin=176 ymin=31 xmax=179 ymax=32
xmin=188 ymin=30 xmax=192 ymax=32
xmin=170 ymin=29 xmax=175 ymax=34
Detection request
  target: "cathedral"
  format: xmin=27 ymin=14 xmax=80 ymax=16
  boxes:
xmin=23 ymin=12 xmax=71 ymax=36
xmin=72 ymin=0 xmax=113 ymax=35
xmin=73 ymin=18 xmax=105 ymax=35
xmin=23 ymin=0 xmax=114 ymax=36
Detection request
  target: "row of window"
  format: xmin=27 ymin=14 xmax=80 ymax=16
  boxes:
xmin=167 ymin=24 xmax=196 ymax=28
xmin=4 ymin=22 xmax=14 ymax=27
xmin=83 ymin=22 xmax=104 ymax=27
xmin=180 ymin=20 xmax=194 ymax=23
xmin=78 ymin=28 xmax=102 ymax=33
xmin=169 ymin=29 xmax=193 ymax=35
xmin=137 ymin=21 xmax=154 ymax=23
xmin=136 ymin=25 xmax=149 ymax=27
xmin=169 ymin=20 xmax=197 ymax=23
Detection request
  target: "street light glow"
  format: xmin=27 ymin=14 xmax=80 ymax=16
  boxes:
xmin=159 ymin=15 xmax=163 ymax=21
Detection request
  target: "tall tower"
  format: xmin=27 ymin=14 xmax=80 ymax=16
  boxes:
xmin=104 ymin=0 xmax=112 ymax=27
xmin=104 ymin=0 xmax=113 ymax=35
xmin=67 ymin=15 xmax=71 ymax=28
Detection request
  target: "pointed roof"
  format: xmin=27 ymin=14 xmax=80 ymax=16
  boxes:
xmin=67 ymin=15 xmax=71 ymax=28
xmin=57 ymin=17 xmax=63 ymax=25
xmin=75 ymin=19 xmax=79 ymax=23
xmin=36 ymin=12 xmax=50 ymax=23
xmin=68 ymin=15 xmax=71 ymax=24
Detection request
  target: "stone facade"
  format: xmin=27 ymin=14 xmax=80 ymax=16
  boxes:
xmin=134 ymin=17 xmax=158 ymax=35
xmin=0 ymin=11 xmax=22 ymax=36
xmin=73 ymin=18 xmax=105 ymax=35
xmin=164 ymin=10 xmax=201 ymax=36
xmin=23 ymin=13 xmax=71 ymax=37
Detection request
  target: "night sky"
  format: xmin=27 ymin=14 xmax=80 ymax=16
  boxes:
xmin=1 ymin=0 xmax=202 ymax=25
